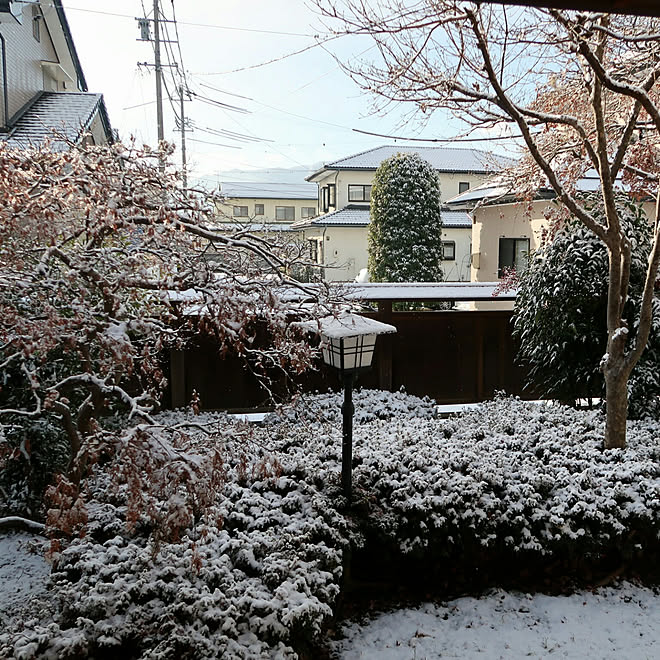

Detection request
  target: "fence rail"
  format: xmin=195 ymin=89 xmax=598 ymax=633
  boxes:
xmin=168 ymin=303 xmax=531 ymax=411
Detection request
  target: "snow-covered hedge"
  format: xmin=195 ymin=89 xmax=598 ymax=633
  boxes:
xmin=0 ymin=420 xmax=349 ymax=660
xmin=264 ymin=388 xmax=437 ymax=425
xmin=352 ymin=398 xmax=658 ymax=558
xmin=2 ymin=393 xmax=659 ymax=658
xmin=266 ymin=395 xmax=659 ymax=561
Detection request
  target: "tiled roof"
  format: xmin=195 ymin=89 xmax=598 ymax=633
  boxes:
xmin=293 ymin=205 xmax=471 ymax=228
xmin=440 ymin=210 xmax=472 ymax=228
xmin=210 ymin=222 xmax=296 ymax=232
xmin=220 ymin=181 xmax=317 ymax=200
xmin=444 ymin=173 xmax=607 ymax=207
xmin=313 ymin=145 xmax=516 ymax=175
xmin=445 ymin=182 xmax=512 ymax=206
xmin=2 ymin=92 xmax=104 ymax=151
xmin=293 ymin=206 xmax=370 ymax=227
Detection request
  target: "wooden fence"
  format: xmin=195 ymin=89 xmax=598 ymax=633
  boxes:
xmin=167 ymin=303 xmax=531 ymax=411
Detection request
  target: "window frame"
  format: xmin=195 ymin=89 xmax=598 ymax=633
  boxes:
xmin=32 ymin=5 xmax=41 ymax=41
xmin=348 ymin=184 xmax=372 ymax=203
xmin=441 ymin=241 xmax=456 ymax=261
xmin=308 ymin=239 xmax=320 ymax=264
xmin=322 ymin=184 xmax=336 ymax=212
xmin=254 ymin=203 xmax=264 ymax=216
xmin=233 ymin=205 xmax=249 ymax=218
xmin=498 ymin=237 xmax=530 ymax=277
xmin=301 ymin=206 xmax=316 ymax=219
xmin=458 ymin=181 xmax=470 ymax=194
xmin=275 ymin=205 xmax=295 ymax=221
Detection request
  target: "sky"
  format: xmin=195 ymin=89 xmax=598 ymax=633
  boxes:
xmin=62 ymin=0 xmax=510 ymax=189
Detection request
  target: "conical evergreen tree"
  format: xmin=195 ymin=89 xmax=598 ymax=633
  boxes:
xmin=368 ymin=152 xmax=443 ymax=282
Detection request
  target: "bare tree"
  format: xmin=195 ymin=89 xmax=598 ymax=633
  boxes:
xmin=316 ymin=1 xmax=660 ymax=448
xmin=0 ymin=138 xmax=328 ymax=528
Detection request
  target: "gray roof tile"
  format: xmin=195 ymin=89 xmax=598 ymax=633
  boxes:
xmin=294 ymin=206 xmax=471 ymax=228
xmin=220 ymin=181 xmax=317 ymax=200
xmin=319 ymin=145 xmax=515 ymax=173
xmin=2 ymin=92 xmax=103 ymax=151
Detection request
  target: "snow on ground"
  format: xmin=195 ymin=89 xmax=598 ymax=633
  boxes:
xmin=1 ymin=393 xmax=658 ymax=658
xmin=0 ymin=532 xmax=53 ymax=629
xmin=333 ymin=582 xmax=660 ymax=659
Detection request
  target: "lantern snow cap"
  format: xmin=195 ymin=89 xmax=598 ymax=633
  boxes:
xmin=300 ymin=313 xmax=397 ymax=373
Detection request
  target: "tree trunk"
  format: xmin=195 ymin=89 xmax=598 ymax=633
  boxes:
xmin=604 ymin=368 xmax=628 ymax=449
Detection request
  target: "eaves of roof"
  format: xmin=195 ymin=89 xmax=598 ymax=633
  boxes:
xmin=293 ymin=205 xmax=472 ymax=229
xmin=2 ymin=91 xmax=109 ymax=150
xmin=44 ymin=4 xmax=113 ymax=143
xmin=307 ymin=145 xmax=515 ymax=181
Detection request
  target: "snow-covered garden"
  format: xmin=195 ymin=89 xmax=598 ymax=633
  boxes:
xmin=1 ymin=391 xmax=658 ymax=658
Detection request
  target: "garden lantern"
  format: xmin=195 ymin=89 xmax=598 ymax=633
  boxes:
xmin=298 ymin=313 xmax=397 ymax=500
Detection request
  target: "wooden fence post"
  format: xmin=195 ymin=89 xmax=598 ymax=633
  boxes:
xmin=170 ymin=349 xmax=186 ymax=409
xmin=377 ymin=300 xmax=394 ymax=391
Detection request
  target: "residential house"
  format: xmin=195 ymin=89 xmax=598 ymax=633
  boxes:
xmin=445 ymin=176 xmax=656 ymax=309
xmin=216 ymin=181 xmax=318 ymax=233
xmin=297 ymin=145 xmax=514 ymax=281
xmin=0 ymin=1 xmax=113 ymax=149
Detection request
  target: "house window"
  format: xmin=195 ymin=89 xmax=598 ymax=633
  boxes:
xmin=301 ymin=207 xmax=316 ymax=218
xmin=498 ymin=237 xmax=530 ymax=277
xmin=233 ymin=205 xmax=248 ymax=217
xmin=322 ymin=184 xmax=336 ymax=212
xmin=32 ymin=6 xmax=40 ymax=42
xmin=254 ymin=204 xmax=264 ymax=216
xmin=458 ymin=181 xmax=470 ymax=194
xmin=442 ymin=241 xmax=456 ymax=261
xmin=348 ymin=184 xmax=372 ymax=202
xmin=309 ymin=239 xmax=320 ymax=264
xmin=276 ymin=206 xmax=295 ymax=221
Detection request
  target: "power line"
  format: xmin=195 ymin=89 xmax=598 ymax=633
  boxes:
xmin=198 ymin=82 xmax=253 ymax=102
xmin=188 ymin=137 xmax=242 ymax=149
xmin=217 ymin=107 xmax=310 ymax=170
xmin=190 ymin=91 xmax=251 ymax=114
xmin=41 ymin=2 xmax=318 ymax=37
xmin=351 ymin=128 xmax=529 ymax=143
xmin=190 ymin=34 xmax=343 ymax=76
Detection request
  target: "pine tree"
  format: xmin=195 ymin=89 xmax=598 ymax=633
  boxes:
xmin=368 ymin=152 xmax=443 ymax=282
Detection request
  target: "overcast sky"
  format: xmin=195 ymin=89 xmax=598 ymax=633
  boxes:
xmin=64 ymin=1 xmax=507 ymax=187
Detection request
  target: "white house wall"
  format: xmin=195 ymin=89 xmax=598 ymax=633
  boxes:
xmin=217 ymin=197 xmax=317 ymax=224
xmin=441 ymin=226 xmax=472 ymax=282
xmin=469 ymin=197 xmax=658 ymax=310
xmin=0 ymin=2 xmax=61 ymax=124
xmin=303 ymin=223 xmax=472 ymax=282
xmin=302 ymin=225 xmax=366 ymax=282
xmin=87 ymin=112 xmax=107 ymax=145
xmin=315 ymin=169 xmax=493 ymax=213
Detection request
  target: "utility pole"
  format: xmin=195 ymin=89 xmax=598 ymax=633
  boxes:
xmin=178 ymin=84 xmax=188 ymax=188
xmin=153 ymin=0 xmax=164 ymax=144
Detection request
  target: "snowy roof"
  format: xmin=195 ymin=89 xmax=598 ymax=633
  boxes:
xmin=441 ymin=210 xmax=472 ymax=228
xmin=344 ymin=282 xmax=516 ymax=301
xmin=445 ymin=182 xmax=513 ymax=206
xmin=293 ymin=206 xmax=369 ymax=228
xmin=1 ymin=92 xmax=107 ymax=151
xmin=445 ymin=173 xmax=621 ymax=207
xmin=279 ymin=282 xmax=517 ymax=302
xmin=307 ymin=145 xmax=516 ymax=180
xmin=210 ymin=222 xmax=296 ymax=232
xmin=292 ymin=206 xmax=471 ymax=228
xmin=220 ymin=181 xmax=317 ymax=200
xmin=296 ymin=313 xmax=397 ymax=339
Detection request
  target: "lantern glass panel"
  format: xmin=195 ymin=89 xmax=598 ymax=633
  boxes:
xmin=321 ymin=333 xmax=377 ymax=372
